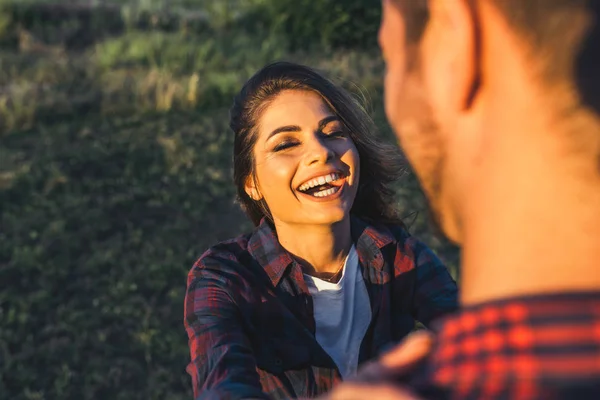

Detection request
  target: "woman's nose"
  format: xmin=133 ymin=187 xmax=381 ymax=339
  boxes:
xmin=304 ymin=136 xmax=335 ymax=166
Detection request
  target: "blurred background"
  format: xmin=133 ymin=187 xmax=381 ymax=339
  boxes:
xmin=0 ymin=0 xmax=458 ymax=399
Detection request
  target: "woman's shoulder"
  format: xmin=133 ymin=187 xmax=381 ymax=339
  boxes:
xmin=356 ymin=217 xmax=439 ymax=261
xmin=188 ymin=231 xmax=256 ymax=282
xmin=184 ymin=233 xmax=259 ymax=315
xmin=354 ymin=216 xmax=412 ymax=244
xmin=379 ymin=221 xmax=437 ymax=256
xmin=381 ymin=221 xmax=412 ymax=242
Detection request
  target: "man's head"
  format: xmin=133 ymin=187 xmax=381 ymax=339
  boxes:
xmin=379 ymin=0 xmax=600 ymax=243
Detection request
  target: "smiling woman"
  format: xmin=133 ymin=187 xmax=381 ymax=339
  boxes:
xmin=232 ymin=62 xmax=405 ymax=229
xmin=244 ymin=89 xmax=361 ymax=237
xmin=183 ymin=62 xmax=458 ymax=399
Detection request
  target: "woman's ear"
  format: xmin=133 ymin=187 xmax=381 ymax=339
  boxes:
xmin=244 ymin=175 xmax=263 ymax=201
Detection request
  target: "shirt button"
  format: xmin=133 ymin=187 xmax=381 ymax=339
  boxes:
xmin=275 ymin=358 xmax=282 ymax=366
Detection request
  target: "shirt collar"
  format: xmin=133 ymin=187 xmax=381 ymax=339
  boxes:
xmin=248 ymin=216 xmax=396 ymax=287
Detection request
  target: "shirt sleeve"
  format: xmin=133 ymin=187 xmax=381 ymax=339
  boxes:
xmin=405 ymin=236 xmax=459 ymax=327
xmin=184 ymin=263 xmax=270 ymax=400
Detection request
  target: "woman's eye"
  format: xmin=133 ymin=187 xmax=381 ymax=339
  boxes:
xmin=273 ymin=141 xmax=298 ymax=152
xmin=324 ymin=130 xmax=346 ymax=138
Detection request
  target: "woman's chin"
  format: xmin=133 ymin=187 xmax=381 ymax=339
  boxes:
xmin=304 ymin=206 xmax=350 ymax=226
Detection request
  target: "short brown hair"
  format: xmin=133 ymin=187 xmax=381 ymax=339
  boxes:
xmin=391 ymin=0 xmax=600 ymax=108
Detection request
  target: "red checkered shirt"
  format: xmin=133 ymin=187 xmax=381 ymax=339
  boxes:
xmin=184 ymin=216 xmax=458 ymax=399
xmin=352 ymin=291 xmax=600 ymax=399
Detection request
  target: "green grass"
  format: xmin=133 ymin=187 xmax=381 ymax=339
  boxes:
xmin=0 ymin=1 xmax=458 ymax=399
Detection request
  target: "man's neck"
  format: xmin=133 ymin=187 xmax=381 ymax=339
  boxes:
xmin=459 ymin=98 xmax=600 ymax=306
xmin=273 ymin=217 xmax=352 ymax=275
xmin=461 ymin=170 xmax=600 ymax=305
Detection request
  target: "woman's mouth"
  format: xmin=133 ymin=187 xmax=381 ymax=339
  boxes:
xmin=296 ymin=172 xmax=346 ymax=199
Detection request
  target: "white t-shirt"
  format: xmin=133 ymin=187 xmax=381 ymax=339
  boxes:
xmin=303 ymin=245 xmax=372 ymax=379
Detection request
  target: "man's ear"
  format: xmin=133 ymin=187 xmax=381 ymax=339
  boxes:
xmin=244 ymin=175 xmax=263 ymax=201
xmin=426 ymin=0 xmax=480 ymax=112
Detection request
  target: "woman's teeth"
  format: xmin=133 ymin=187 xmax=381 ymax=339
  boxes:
xmin=298 ymin=172 xmax=342 ymax=192
xmin=312 ymin=186 xmax=341 ymax=197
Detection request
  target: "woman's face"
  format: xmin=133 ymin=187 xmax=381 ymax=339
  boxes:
xmin=246 ymin=89 xmax=360 ymax=227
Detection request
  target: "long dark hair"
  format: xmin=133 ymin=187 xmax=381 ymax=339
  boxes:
xmin=230 ymin=61 xmax=406 ymax=227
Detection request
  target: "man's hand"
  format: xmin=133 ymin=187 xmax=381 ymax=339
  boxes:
xmin=316 ymin=331 xmax=435 ymax=400
xmin=325 ymin=383 xmax=421 ymax=400
xmin=379 ymin=330 xmax=434 ymax=372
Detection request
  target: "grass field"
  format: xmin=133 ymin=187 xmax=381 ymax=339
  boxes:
xmin=0 ymin=1 xmax=458 ymax=399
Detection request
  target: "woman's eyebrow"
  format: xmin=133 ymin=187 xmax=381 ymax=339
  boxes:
xmin=318 ymin=116 xmax=340 ymax=130
xmin=267 ymin=116 xmax=340 ymax=140
xmin=268 ymin=125 xmax=301 ymax=140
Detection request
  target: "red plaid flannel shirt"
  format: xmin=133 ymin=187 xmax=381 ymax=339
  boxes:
xmin=352 ymin=291 xmax=600 ymax=399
